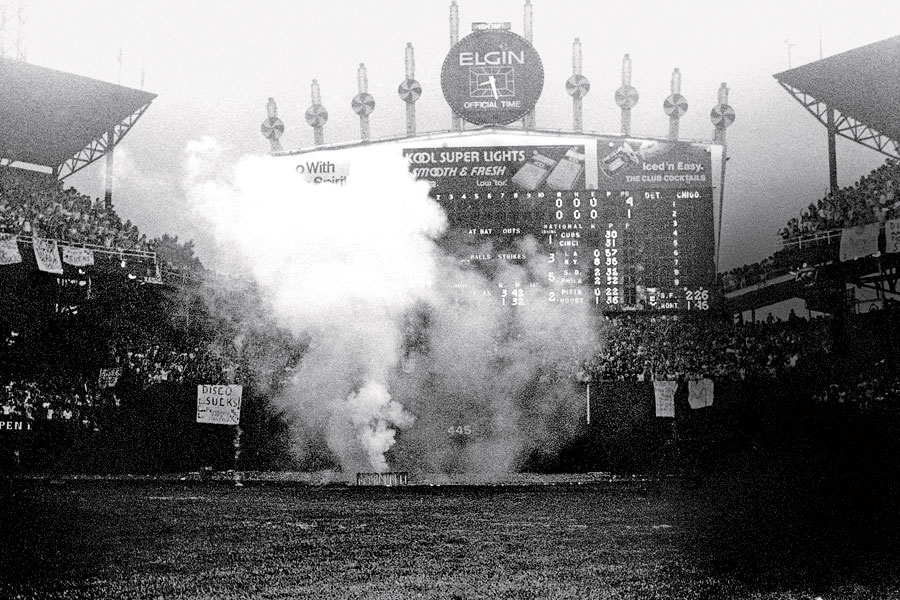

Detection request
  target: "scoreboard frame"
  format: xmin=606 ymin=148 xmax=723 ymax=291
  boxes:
xmin=280 ymin=129 xmax=723 ymax=314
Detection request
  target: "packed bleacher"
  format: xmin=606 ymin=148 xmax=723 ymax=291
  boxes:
xmin=585 ymin=313 xmax=826 ymax=382
xmin=0 ymin=166 xmax=203 ymax=274
xmin=1 ymin=376 xmax=104 ymax=426
xmin=0 ymin=167 xmax=150 ymax=252
xmin=717 ymin=157 xmax=900 ymax=294
xmin=5 ymin=304 xmax=899 ymax=432
xmin=3 ymin=162 xmax=900 ymax=474
xmin=779 ymin=158 xmax=900 ymax=242
xmin=586 ymin=307 xmax=900 ymax=411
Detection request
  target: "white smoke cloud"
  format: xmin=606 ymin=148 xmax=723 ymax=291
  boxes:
xmin=332 ymin=381 xmax=416 ymax=474
xmin=184 ymin=138 xmax=602 ymax=476
xmin=389 ymin=238 xmax=600 ymax=474
xmin=185 ymin=139 xmax=443 ymax=473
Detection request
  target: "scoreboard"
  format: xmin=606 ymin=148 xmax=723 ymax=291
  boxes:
xmin=404 ymin=137 xmax=717 ymax=312
xmin=428 ymin=187 xmax=714 ymax=312
xmin=284 ymin=131 xmax=719 ymax=313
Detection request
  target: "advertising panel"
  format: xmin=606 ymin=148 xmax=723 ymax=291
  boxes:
xmin=597 ymin=139 xmax=711 ymax=189
xmin=294 ymin=156 xmax=350 ymax=185
xmin=404 ymin=145 xmax=586 ymax=193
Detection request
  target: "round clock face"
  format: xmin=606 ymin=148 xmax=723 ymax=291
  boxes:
xmin=441 ymin=29 xmax=544 ymax=126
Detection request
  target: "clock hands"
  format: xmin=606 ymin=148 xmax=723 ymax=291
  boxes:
xmin=479 ymin=75 xmax=500 ymax=100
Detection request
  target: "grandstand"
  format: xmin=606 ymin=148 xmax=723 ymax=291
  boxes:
xmin=0 ymin=56 xmax=240 ymax=472
xmin=723 ymin=35 xmax=900 ymax=321
xmin=1 ymin=7 xmax=899 ymax=479
xmin=0 ymin=57 xmax=159 ymax=274
xmin=4 ymin=8 xmax=900 ymax=600
xmin=268 ymin=25 xmax=900 ymax=475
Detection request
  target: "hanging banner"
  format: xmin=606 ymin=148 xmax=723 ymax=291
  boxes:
xmin=885 ymin=219 xmax=900 ymax=254
xmin=839 ymin=223 xmax=879 ymax=262
xmin=142 ymin=264 xmax=163 ymax=285
xmin=62 ymin=246 xmax=95 ymax=267
xmin=98 ymin=367 xmax=121 ymax=389
xmin=653 ymin=380 xmax=677 ymax=418
xmin=0 ymin=235 xmax=22 ymax=265
xmin=688 ymin=378 xmax=714 ymax=409
xmin=33 ymin=238 xmax=63 ymax=274
xmin=0 ymin=418 xmax=34 ymax=433
xmin=196 ymin=384 xmax=243 ymax=425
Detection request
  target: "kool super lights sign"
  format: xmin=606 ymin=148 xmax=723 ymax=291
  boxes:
xmin=404 ymin=145 xmax=586 ymax=193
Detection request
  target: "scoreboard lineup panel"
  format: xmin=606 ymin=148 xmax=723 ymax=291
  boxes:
xmin=433 ymin=187 xmax=715 ymax=312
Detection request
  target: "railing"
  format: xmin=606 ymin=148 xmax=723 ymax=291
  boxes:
xmin=780 ymin=228 xmax=843 ymax=251
xmin=720 ymin=265 xmax=795 ymax=294
xmin=719 ymin=227 xmax=848 ymax=294
xmin=9 ymin=233 xmax=157 ymax=262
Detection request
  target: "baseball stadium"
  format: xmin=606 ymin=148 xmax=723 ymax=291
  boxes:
xmin=2 ymin=2 xmax=900 ymax=598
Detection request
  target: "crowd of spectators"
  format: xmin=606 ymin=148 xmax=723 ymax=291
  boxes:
xmin=0 ymin=161 xmax=294 ymax=429
xmin=582 ymin=306 xmax=900 ymax=414
xmin=810 ymin=355 xmax=900 ymax=410
xmin=779 ymin=157 xmax=900 ymax=242
xmin=718 ymin=158 xmax=900 ymax=294
xmin=718 ymin=255 xmax=783 ymax=292
xmin=585 ymin=312 xmax=829 ymax=382
xmin=0 ymin=167 xmax=151 ymax=253
xmin=4 ymin=162 xmax=900 ymax=436
xmin=808 ymin=309 xmax=900 ymax=410
xmin=1 ymin=374 xmax=109 ymax=428
xmin=0 ymin=339 xmax=238 ymax=428
xmin=5 ymin=305 xmax=900 ymax=426
xmin=0 ymin=166 xmax=204 ymax=274
xmin=114 ymin=339 xmax=238 ymax=388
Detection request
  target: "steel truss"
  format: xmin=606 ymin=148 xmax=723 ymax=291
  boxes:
xmin=58 ymin=100 xmax=154 ymax=180
xmin=855 ymin=264 xmax=900 ymax=298
xmin=777 ymin=81 xmax=900 ymax=159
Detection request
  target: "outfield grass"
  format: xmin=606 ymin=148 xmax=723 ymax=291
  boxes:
xmin=1 ymin=476 xmax=898 ymax=599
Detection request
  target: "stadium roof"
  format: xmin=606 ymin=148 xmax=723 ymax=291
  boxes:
xmin=773 ymin=35 xmax=900 ymax=157
xmin=0 ymin=57 xmax=156 ymax=176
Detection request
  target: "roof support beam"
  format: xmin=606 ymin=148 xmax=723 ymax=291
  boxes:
xmin=827 ymin=107 xmax=838 ymax=196
xmin=104 ymin=127 xmax=114 ymax=206
xmin=58 ymin=100 xmax=153 ymax=180
xmin=776 ymin=81 xmax=900 ymax=159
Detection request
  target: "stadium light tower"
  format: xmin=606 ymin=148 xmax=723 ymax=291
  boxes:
xmin=566 ymin=38 xmax=590 ymax=132
xmin=522 ymin=0 xmax=535 ymax=129
xmin=0 ymin=0 xmax=27 ymax=61
xmin=305 ymin=79 xmax=328 ymax=147
xmin=664 ymin=68 xmax=688 ymax=140
xmin=398 ymin=43 xmax=422 ymax=136
xmin=449 ymin=1 xmax=462 ymax=132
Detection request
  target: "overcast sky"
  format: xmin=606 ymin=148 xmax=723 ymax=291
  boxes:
xmin=19 ymin=0 xmax=900 ymax=271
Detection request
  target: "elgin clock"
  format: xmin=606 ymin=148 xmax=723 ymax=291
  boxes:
xmin=441 ymin=29 xmax=544 ymax=126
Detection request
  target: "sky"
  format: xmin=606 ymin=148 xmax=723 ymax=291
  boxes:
xmin=16 ymin=0 xmax=900 ymax=272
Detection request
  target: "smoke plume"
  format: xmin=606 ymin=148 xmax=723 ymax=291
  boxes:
xmin=185 ymin=138 xmax=601 ymax=475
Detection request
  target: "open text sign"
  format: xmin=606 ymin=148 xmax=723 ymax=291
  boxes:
xmin=196 ymin=384 xmax=243 ymax=425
